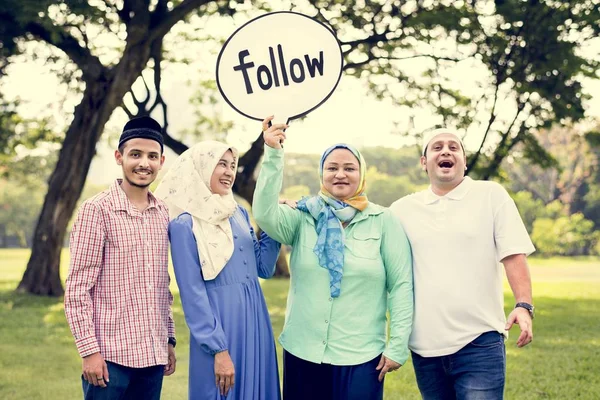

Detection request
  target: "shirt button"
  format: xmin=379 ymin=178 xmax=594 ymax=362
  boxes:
xmin=246 ymin=274 xmax=250 ymax=279
xmin=329 ymin=298 xmax=333 ymax=302
xmin=322 ymin=341 xmax=326 ymax=345
xmin=325 ymin=320 xmax=328 ymax=324
xmin=234 ymin=234 xmax=238 ymax=239
xmin=148 ymin=284 xmax=153 ymax=290
xmin=239 ymin=246 xmax=244 ymax=251
xmin=243 ymin=260 xmax=248 ymax=265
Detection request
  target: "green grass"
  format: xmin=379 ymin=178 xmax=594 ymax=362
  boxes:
xmin=1 ymin=250 xmax=599 ymax=399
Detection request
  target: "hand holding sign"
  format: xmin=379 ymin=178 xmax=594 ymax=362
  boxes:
xmin=262 ymin=116 xmax=288 ymax=149
xmin=216 ymin=11 xmax=343 ymax=126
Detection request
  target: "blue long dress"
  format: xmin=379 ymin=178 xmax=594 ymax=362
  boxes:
xmin=169 ymin=206 xmax=281 ymax=400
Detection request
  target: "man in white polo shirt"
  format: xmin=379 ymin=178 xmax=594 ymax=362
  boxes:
xmin=390 ymin=128 xmax=535 ymax=399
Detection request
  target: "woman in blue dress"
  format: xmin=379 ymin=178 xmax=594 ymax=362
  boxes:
xmin=155 ymin=140 xmax=281 ymax=400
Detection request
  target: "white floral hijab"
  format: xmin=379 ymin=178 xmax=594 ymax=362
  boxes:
xmin=155 ymin=140 xmax=238 ymax=280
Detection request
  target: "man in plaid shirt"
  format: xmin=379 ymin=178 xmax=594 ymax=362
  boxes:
xmin=65 ymin=116 xmax=176 ymax=400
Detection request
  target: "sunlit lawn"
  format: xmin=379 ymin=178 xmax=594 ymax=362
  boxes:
xmin=1 ymin=249 xmax=599 ymax=399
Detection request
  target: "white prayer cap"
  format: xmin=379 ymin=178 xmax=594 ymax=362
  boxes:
xmin=421 ymin=128 xmax=465 ymax=156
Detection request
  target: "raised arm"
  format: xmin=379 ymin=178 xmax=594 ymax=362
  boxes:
xmin=252 ymin=120 xmax=303 ymax=245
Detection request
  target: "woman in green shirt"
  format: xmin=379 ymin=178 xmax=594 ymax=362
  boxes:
xmin=252 ymin=117 xmax=414 ymax=400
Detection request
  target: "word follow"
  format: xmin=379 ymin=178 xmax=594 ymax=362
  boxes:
xmin=233 ymin=44 xmax=325 ymax=94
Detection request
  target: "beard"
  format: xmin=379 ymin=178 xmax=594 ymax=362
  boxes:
xmin=124 ymin=173 xmax=152 ymax=189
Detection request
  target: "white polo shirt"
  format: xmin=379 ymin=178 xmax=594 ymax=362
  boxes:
xmin=390 ymin=177 xmax=535 ymax=357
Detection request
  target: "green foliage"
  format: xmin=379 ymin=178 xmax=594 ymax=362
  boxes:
xmin=0 ymin=108 xmax=61 ymax=246
xmin=318 ymin=0 xmax=599 ymax=176
xmin=582 ymin=183 xmax=600 ymax=228
xmin=0 ymin=97 xmax=62 ymax=183
xmin=365 ymin=166 xmax=419 ymax=207
xmin=540 ymin=200 xmax=568 ymax=220
xmin=0 ymin=104 xmax=58 ymax=148
xmin=6 ymin=152 xmax=58 ymax=185
xmin=283 ymin=153 xmax=321 ymax=195
xmin=532 ymin=213 xmax=599 ymax=257
xmin=280 ymin=147 xmax=425 ymax=204
xmin=512 ymin=191 xmax=544 ymax=234
xmin=281 ymin=185 xmax=310 ymax=201
xmin=503 ymin=123 xmax=600 ymax=231
xmin=183 ymin=79 xmax=234 ymax=142
xmin=512 ymin=187 xmax=600 ymax=257
xmin=361 ymin=146 xmax=427 ymax=186
xmin=585 ymin=130 xmax=600 ymax=148
xmin=0 ymin=0 xmax=112 ymax=70
xmin=0 ymin=173 xmax=106 ymax=248
xmin=0 ymin=180 xmax=44 ymax=246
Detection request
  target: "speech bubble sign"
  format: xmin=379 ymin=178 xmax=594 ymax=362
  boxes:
xmin=216 ymin=11 xmax=343 ymax=124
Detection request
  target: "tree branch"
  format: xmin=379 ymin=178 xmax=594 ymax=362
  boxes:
xmin=372 ymin=0 xmax=389 ymax=22
xmin=482 ymin=122 xmax=527 ymax=180
xmin=468 ymin=83 xmax=500 ymax=170
xmin=504 ymin=99 xmax=528 ymax=141
xmin=120 ymin=34 xmax=188 ymax=155
xmin=148 ymin=43 xmax=164 ymax=114
xmin=162 ymin=129 xmax=189 ymax=155
xmin=341 ymin=29 xmax=393 ymax=50
xmin=147 ymin=0 xmax=215 ymax=42
xmin=233 ymin=132 xmax=265 ymax=204
xmin=343 ymin=53 xmax=376 ymax=70
xmin=344 ymin=54 xmax=463 ymax=71
xmin=114 ymin=0 xmax=132 ymax=23
xmin=24 ymin=21 xmax=104 ymax=80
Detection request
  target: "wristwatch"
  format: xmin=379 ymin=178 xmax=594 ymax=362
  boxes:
xmin=168 ymin=337 xmax=177 ymax=348
xmin=515 ymin=302 xmax=535 ymax=319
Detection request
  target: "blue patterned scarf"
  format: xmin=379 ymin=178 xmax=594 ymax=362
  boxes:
xmin=296 ymin=144 xmax=368 ymax=298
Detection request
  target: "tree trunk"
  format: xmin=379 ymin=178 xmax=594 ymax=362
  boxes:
xmin=17 ymin=82 xmax=110 ymax=295
xmin=17 ymin=46 xmax=153 ymax=296
xmin=481 ymin=132 xmax=524 ymax=180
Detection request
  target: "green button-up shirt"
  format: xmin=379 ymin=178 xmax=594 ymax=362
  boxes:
xmin=253 ymin=146 xmax=414 ymax=365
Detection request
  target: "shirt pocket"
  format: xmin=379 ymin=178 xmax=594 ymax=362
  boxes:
xmin=347 ymin=229 xmax=381 ymax=260
xmin=297 ymin=216 xmax=318 ymax=249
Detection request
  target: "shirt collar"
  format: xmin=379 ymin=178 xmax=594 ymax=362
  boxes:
xmin=304 ymin=202 xmax=382 ymax=227
xmin=111 ymin=179 xmax=159 ymax=214
xmin=423 ymin=176 xmax=473 ymax=205
xmin=348 ymin=202 xmax=383 ymax=225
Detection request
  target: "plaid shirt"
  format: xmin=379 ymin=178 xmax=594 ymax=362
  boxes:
xmin=65 ymin=179 xmax=175 ymax=368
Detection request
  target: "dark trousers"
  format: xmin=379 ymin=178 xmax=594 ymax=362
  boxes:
xmin=283 ymin=350 xmax=384 ymax=400
xmin=411 ymin=331 xmax=506 ymax=400
xmin=81 ymin=361 xmax=164 ymax=400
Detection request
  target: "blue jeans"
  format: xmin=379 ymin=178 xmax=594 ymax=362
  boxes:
xmin=81 ymin=361 xmax=164 ymax=400
xmin=411 ymin=331 xmax=506 ymax=400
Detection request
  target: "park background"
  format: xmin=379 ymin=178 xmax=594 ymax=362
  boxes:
xmin=1 ymin=0 xmax=599 ymax=398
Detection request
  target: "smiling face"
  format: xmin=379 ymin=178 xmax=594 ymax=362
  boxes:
xmin=421 ymin=133 xmax=466 ymax=194
xmin=115 ymin=138 xmax=164 ymax=189
xmin=209 ymin=150 xmax=237 ymax=195
xmin=322 ymin=149 xmax=361 ymax=201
